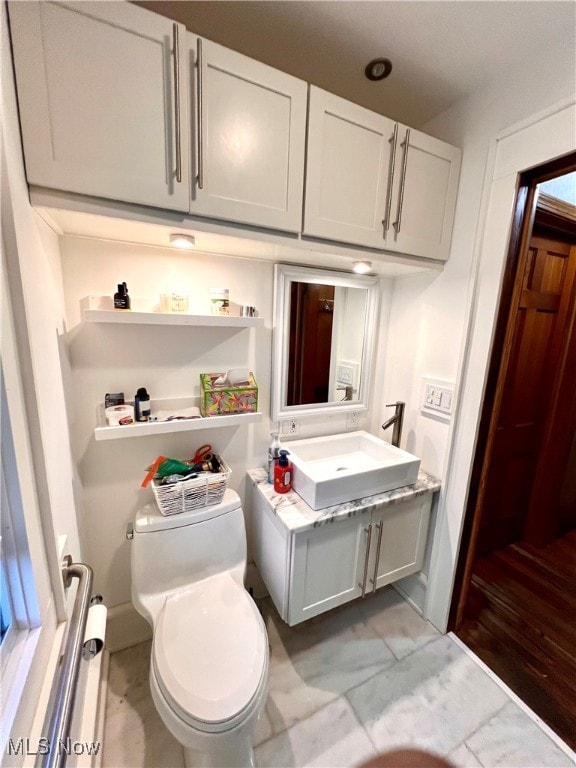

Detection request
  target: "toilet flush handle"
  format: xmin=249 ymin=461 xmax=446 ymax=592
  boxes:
xmin=126 ymin=522 xmax=134 ymax=540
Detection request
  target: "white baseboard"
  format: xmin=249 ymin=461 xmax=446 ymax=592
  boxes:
xmin=246 ymin=561 xmax=269 ymax=600
xmin=392 ymin=571 xmax=427 ymax=616
xmin=105 ymin=602 xmax=151 ymax=653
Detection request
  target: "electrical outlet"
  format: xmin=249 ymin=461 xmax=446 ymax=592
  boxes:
xmin=288 ymin=418 xmax=299 ymax=436
xmin=346 ymin=411 xmax=360 ymax=430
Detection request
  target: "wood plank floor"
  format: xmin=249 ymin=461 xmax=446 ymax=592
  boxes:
xmin=457 ymin=530 xmax=576 ymax=750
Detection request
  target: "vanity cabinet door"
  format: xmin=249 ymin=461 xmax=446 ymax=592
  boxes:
xmin=303 ymin=86 xmax=396 ymax=248
xmin=190 ymin=37 xmax=307 ymax=232
xmin=386 ymin=127 xmax=461 ymax=261
xmin=369 ymin=496 xmax=432 ymax=592
xmin=288 ymin=515 xmax=367 ymax=625
xmin=8 ymin=1 xmax=189 ymax=211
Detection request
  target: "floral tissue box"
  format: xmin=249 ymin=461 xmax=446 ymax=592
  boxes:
xmin=200 ymin=372 xmax=258 ymax=416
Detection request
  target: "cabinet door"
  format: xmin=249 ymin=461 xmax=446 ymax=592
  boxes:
xmin=303 ymin=86 xmax=396 ymax=248
xmin=8 ymin=1 xmax=189 ymax=211
xmin=387 ymin=127 xmax=461 ymax=260
xmin=288 ymin=516 xmax=368 ymax=625
xmin=251 ymin=485 xmax=292 ymax=622
xmin=190 ymin=37 xmax=307 ymax=232
xmin=369 ymin=496 xmax=432 ymax=592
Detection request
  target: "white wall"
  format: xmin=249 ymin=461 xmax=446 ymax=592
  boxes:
xmin=2 ymin=4 xmax=81 ymax=607
xmin=59 ymin=239 xmax=391 ymax=617
xmin=60 ymin=238 xmax=274 ymax=608
xmin=1 ymin=0 xmax=83 ymax=754
xmin=383 ymin=37 xmax=575 ymax=624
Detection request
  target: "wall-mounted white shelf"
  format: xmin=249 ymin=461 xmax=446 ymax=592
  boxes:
xmin=81 ymin=296 xmax=264 ymax=327
xmin=95 ymin=396 xmax=262 ymax=441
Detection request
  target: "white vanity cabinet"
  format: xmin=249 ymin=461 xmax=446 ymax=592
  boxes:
xmin=189 ymin=37 xmax=308 ymax=232
xmin=303 ymin=86 xmax=396 ymax=249
xmin=249 ymin=469 xmax=438 ymax=626
xmin=8 ymin=1 xmax=190 ymax=212
xmin=303 ymin=86 xmax=461 ymax=260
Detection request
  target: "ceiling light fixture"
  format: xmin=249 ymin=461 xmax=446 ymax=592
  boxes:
xmin=365 ymin=58 xmax=392 ymax=81
xmin=352 ymin=260 xmax=372 ymax=274
xmin=169 ymin=233 xmax=196 ymax=249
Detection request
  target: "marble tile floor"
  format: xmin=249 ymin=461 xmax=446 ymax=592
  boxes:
xmin=103 ymin=588 xmax=575 ymax=768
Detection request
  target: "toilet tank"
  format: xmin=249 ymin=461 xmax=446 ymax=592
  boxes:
xmin=131 ymin=489 xmax=247 ymax=618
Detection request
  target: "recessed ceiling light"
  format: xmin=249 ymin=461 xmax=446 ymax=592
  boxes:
xmin=365 ymin=58 xmax=392 ymax=81
xmin=352 ymin=260 xmax=372 ymax=274
xmin=169 ymin=233 xmax=196 ymax=249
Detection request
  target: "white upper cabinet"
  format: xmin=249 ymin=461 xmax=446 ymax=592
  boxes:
xmin=303 ymin=86 xmax=396 ymax=249
xmin=8 ymin=1 xmax=189 ymax=211
xmin=303 ymin=87 xmax=461 ymax=260
xmin=387 ymin=127 xmax=461 ymax=261
xmin=8 ymin=3 xmax=461 ymax=258
xmin=189 ymin=36 xmax=307 ymax=232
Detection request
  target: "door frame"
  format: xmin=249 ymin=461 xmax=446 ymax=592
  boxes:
xmin=423 ymin=101 xmax=575 ymax=633
xmin=449 ymin=151 xmax=576 ymax=630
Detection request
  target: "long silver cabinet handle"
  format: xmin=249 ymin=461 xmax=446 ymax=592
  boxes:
xmin=172 ymin=24 xmax=182 ymax=183
xmin=196 ymin=38 xmax=204 ymax=190
xmin=371 ymin=520 xmax=384 ymax=592
xmin=392 ymin=128 xmax=410 ymax=234
xmin=382 ymin=123 xmax=398 ymax=232
xmin=359 ymin=524 xmax=372 ymax=597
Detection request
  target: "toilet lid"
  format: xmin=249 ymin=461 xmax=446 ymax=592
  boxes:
xmin=153 ymin=573 xmax=267 ymax=725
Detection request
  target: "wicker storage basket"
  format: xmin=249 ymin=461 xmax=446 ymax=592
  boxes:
xmin=151 ymin=458 xmax=231 ymax=516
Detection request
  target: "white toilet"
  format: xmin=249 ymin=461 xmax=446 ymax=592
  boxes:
xmin=130 ymin=489 xmax=269 ymax=768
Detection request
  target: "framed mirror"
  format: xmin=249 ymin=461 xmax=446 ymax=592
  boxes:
xmin=272 ymin=264 xmax=380 ymax=420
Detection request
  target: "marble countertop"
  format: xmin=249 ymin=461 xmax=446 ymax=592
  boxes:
xmin=247 ymin=468 xmax=441 ymax=534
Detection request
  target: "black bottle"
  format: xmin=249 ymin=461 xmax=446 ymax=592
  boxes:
xmin=114 ymin=282 xmax=131 ymax=310
xmin=134 ymin=388 xmax=151 ymax=422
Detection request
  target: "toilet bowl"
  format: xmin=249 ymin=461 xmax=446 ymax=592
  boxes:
xmin=130 ymin=490 xmax=269 ymax=767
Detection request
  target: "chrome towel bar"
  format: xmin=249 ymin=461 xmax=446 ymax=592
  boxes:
xmin=39 ymin=556 xmax=94 ymax=768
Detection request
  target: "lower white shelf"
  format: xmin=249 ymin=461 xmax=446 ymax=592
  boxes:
xmin=94 ymin=396 xmax=262 ymax=441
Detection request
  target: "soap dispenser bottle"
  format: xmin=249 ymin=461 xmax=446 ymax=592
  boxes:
xmin=274 ymin=450 xmax=292 ymax=494
xmin=267 ymin=432 xmax=281 ymax=483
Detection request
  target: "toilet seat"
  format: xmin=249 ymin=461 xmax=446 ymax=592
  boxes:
xmin=152 ymin=572 xmax=268 ymax=732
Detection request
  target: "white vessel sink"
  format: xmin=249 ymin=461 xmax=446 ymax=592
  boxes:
xmin=287 ymin=430 xmax=420 ymax=510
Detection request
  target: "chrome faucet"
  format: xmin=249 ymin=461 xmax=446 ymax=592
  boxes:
xmin=381 ymin=401 xmax=405 ymax=447
xmin=337 ymin=384 xmax=354 ymax=401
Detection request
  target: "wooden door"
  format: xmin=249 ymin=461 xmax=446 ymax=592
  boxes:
xmin=287 ymin=283 xmax=334 ymax=406
xmin=190 ymin=37 xmax=307 ymax=232
xmin=387 ymin=126 xmax=461 ymax=261
xmin=303 ymin=86 xmax=395 ymax=248
xmin=477 ymin=227 xmax=576 ymax=554
xmin=525 ymin=240 xmax=576 ymax=543
xmin=8 ymin=1 xmax=189 ymax=211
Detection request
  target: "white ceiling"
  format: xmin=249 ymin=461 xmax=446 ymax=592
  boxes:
xmin=135 ymin=0 xmax=576 ymax=126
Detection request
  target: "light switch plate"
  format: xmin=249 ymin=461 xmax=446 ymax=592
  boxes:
xmin=421 ymin=378 xmax=455 ymax=421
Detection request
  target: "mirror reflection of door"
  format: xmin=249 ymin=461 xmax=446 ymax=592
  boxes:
xmin=287 ymin=282 xmax=335 ymax=405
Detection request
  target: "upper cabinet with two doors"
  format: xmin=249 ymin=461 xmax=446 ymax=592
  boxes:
xmin=8 ymin=1 xmax=307 ymax=232
xmin=304 ymin=87 xmax=461 ymax=260
xmin=8 ymin=1 xmax=461 ymax=261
